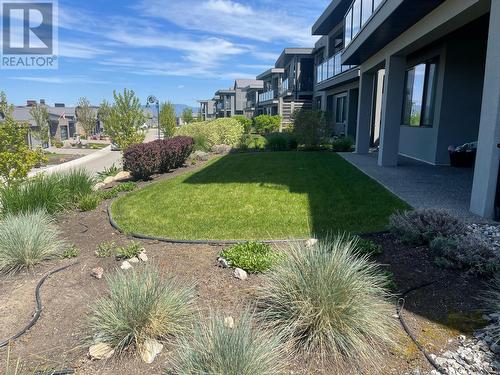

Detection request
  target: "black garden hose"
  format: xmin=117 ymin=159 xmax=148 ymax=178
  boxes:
xmin=0 ymin=263 xmax=77 ymax=349
xmin=34 ymin=370 xmax=75 ymax=375
xmin=397 ymin=280 xmax=448 ymax=374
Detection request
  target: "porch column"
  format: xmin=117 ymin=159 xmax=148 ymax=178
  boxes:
xmin=470 ymin=0 xmax=500 ymax=218
xmin=355 ymin=71 xmax=375 ymax=154
xmin=378 ymin=55 xmax=406 ymax=167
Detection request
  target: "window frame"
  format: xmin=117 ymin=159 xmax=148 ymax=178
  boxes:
xmin=401 ymin=58 xmax=439 ymax=128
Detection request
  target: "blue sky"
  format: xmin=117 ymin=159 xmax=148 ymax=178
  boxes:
xmin=1 ymin=0 xmax=329 ymax=107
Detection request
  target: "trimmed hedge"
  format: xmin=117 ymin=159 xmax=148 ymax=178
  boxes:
xmin=123 ymin=136 xmax=194 ymax=180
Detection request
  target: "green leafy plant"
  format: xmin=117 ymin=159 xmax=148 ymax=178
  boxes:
xmin=0 ymin=211 xmax=66 ymax=273
xmin=331 ymin=137 xmax=354 ymax=152
xmin=354 ymin=237 xmax=383 ymax=256
xmin=76 ymin=97 xmax=98 ymax=139
xmin=232 ymin=115 xmax=253 ymax=133
xmin=256 ymin=236 xmax=395 ymax=370
xmin=96 ymin=241 xmax=116 ymax=258
xmin=90 ymin=266 xmax=196 ymax=353
xmin=98 ymin=182 xmax=137 ymax=200
xmin=292 ymin=109 xmax=329 ymax=149
xmin=239 ymin=134 xmax=267 ymax=150
xmin=172 ymin=310 xmax=287 ymax=375
xmin=220 ymin=242 xmax=282 ymax=273
xmin=61 ymin=245 xmax=80 ymax=259
xmin=389 ymin=209 xmax=467 ymax=245
xmin=159 ymin=101 xmax=177 ymax=138
xmin=176 ymin=118 xmax=244 ymax=148
xmin=96 ymin=164 xmax=121 ymax=181
xmin=253 ymin=115 xmax=281 ymax=135
xmin=77 ymin=193 xmax=101 ymax=212
xmin=115 ymin=241 xmax=143 ymax=259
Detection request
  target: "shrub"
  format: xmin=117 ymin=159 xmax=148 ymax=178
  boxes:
xmin=0 ymin=211 xmax=66 ymax=273
xmin=233 ymin=115 xmax=253 ymax=133
xmin=389 ymin=209 xmax=467 ymax=245
xmin=97 ymin=182 xmax=137 ymax=201
xmin=97 ymin=164 xmax=121 ymax=181
xmin=292 ymin=109 xmax=329 ymax=149
xmin=264 ymin=133 xmax=298 ymax=151
xmin=0 ymin=170 xmax=94 ymax=216
xmin=176 ymin=118 xmax=244 ymax=148
xmin=173 ymin=310 xmax=287 ymax=375
xmin=220 ymin=242 xmax=283 ymax=273
xmin=240 ymin=134 xmax=267 ymax=150
xmin=192 ymin=134 xmax=210 ymax=152
xmin=331 ymin=137 xmax=354 ymax=152
xmin=61 ymin=245 xmax=80 ymax=259
xmin=430 ymin=235 xmax=499 ymax=277
xmin=256 ymin=236 xmax=395 ymax=369
xmin=253 ymin=115 xmax=281 ymax=135
xmin=115 ymin=241 xmax=143 ymax=259
xmin=355 ymin=237 xmax=383 ymax=256
xmin=123 ymin=142 xmax=160 ymax=180
xmin=90 ymin=266 xmax=196 ymax=353
xmin=96 ymin=241 xmax=115 ymax=258
xmin=77 ymin=193 xmax=101 ymax=212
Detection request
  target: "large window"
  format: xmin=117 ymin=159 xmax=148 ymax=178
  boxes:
xmin=402 ymin=60 xmax=438 ymax=127
xmin=361 ymin=0 xmax=373 ymax=24
xmin=352 ymin=0 xmax=361 ymax=37
xmin=344 ymin=9 xmax=352 ymax=45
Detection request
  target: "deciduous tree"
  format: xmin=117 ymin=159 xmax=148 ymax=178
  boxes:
xmin=29 ymin=103 xmax=51 ymax=147
xmin=159 ymin=101 xmax=176 ymax=138
xmin=76 ymin=97 xmax=97 ymax=139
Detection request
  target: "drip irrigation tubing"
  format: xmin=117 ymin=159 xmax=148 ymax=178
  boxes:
xmin=0 ymin=263 xmax=77 ymax=349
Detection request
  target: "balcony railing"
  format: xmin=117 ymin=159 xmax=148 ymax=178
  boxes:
xmin=259 ymin=90 xmax=275 ymax=103
xmin=280 ymin=78 xmax=289 ymax=94
xmin=316 ymin=51 xmax=356 ymax=84
xmin=344 ymin=0 xmax=384 ymax=47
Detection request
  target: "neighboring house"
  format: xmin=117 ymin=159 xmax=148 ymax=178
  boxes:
xmin=275 ymin=48 xmax=315 ymax=127
xmin=322 ymin=0 xmax=498 ymax=219
xmin=214 ymin=89 xmax=236 ymax=118
xmin=244 ymin=80 xmax=264 ymax=118
xmin=233 ymin=79 xmax=264 ymax=118
xmin=198 ymin=99 xmax=216 ymax=121
xmin=256 ymin=68 xmax=285 ymax=118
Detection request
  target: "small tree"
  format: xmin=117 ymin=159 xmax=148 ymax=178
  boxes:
xmin=102 ymin=89 xmax=146 ymax=149
xmin=159 ymin=101 xmax=176 ymax=138
xmin=76 ymin=97 xmax=97 ymax=139
xmin=97 ymin=100 xmax=111 ymax=135
xmin=182 ymin=108 xmax=194 ymax=124
xmin=253 ymin=115 xmax=281 ymax=134
xmin=292 ymin=109 xmax=328 ymax=149
xmin=0 ymin=92 xmax=46 ymax=186
xmin=29 ymin=103 xmax=51 ymax=147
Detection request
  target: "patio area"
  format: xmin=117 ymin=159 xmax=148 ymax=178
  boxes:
xmin=340 ymin=152 xmax=490 ymax=222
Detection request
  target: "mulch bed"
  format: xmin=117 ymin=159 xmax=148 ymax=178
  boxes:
xmin=0 ymin=159 xmax=488 ymax=375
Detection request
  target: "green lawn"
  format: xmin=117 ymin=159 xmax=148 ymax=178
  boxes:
xmin=111 ymin=152 xmax=409 ymax=240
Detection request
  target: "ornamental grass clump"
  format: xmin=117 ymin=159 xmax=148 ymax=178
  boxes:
xmin=256 ymin=236 xmax=395 ymax=370
xmin=0 ymin=210 xmax=66 ymax=273
xmin=90 ymin=266 xmax=196 ymax=353
xmin=172 ymin=310 xmax=287 ymax=375
xmin=482 ymin=277 xmax=500 ymax=345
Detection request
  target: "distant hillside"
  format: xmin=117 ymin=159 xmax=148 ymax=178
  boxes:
xmin=174 ymin=104 xmax=198 ymax=117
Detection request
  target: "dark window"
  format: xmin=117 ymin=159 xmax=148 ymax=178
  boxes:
xmin=335 ymin=96 xmax=347 ymax=123
xmin=402 ymin=59 xmax=438 ymax=127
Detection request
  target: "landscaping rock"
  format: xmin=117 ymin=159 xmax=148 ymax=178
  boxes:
xmin=192 ymin=151 xmax=210 ymax=161
xmin=305 ymin=238 xmax=318 ymax=248
xmin=92 ymin=182 xmax=106 ymax=191
xmin=88 ymin=342 xmax=114 ymax=360
xmin=224 ymin=316 xmax=235 ymax=329
xmin=90 ymin=267 xmax=104 ymax=279
xmin=217 ymin=257 xmax=229 ymax=268
xmin=233 ymin=268 xmax=248 ymax=280
xmin=129 ymin=257 xmax=139 ymax=263
xmin=103 ymin=176 xmax=115 ymax=185
xmin=138 ymin=251 xmax=148 ymax=262
xmin=114 ymin=171 xmax=131 ymax=181
xmin=139 ymin=338 xmax=163 ymax=364
xmin=120 ymin=261 xmax=133 ymax=270
xmin=212 ymin=144 xmax=232 ymax=154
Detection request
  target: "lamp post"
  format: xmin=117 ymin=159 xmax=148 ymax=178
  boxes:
xmin=146 ymin=95 xmax=160 ymax=140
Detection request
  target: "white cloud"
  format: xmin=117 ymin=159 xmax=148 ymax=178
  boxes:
xmin=59 ymin=41 xmax=111 ymax=59
xmin=204 ymin=0 xmax=253 ymax=15
xmin=177 ymin=85 xmax=185 ymax=89
xmin=7 ymin=76 xmax=110 ymax=84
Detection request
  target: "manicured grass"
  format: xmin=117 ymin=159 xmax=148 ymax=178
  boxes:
xmin=112 ymin=152 xmax=409 ymax=240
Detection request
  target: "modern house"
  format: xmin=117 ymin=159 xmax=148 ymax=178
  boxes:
xmin=256 ymin=68 xmax=285 ymax=118
xmin=236 ymin=79 xmax=264 ymax=118
xmin=275 ymin=48 xmax=315 ymax=127
xmin=214 ymin=88 xmax=236 ymax=118
xmin=198 ymin=99 xmax=216 ymax=121
xmin=317 ymin=0 xmax=498 ymax=219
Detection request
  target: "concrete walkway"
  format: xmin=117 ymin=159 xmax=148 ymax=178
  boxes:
xmin=340 ymin=152 xmax=488 ymax=222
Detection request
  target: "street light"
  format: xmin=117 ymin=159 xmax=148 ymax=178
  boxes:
xmin=146 ymin=95 xmax=160 ymax=140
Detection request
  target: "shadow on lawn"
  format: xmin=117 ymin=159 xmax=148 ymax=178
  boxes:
xmin=184 ymin=151 xmax=409 ymax=237
xmin=185 ymin=152 xmax=486 ymax=340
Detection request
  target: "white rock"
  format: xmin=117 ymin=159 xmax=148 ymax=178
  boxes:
xmin=90 ymin=267 xmax=104 ymax=279
xmin=129 ymin=257 xmax=139 ymax=263
xmin=139 ymin=338 xmax=163 ymax=364
xmin=224 ymin=316 xmax=234 ymax=329
xmin=305 ymin=238 xmax=318 ymax=248
xmin=233 ymin=268 xmax=248 ymax=280
xmin=120 ymin=261 xmax=133 ymax=270
xmin=93 ymin=182 xmax=106 ymax=191
xmin=138 ymin=251 xmax=148 ymax=262
xmin=217 ymin=257 xmax=229 ymax=268
xmin=103 ymin=176 xmax=115 ymax=185
xmin=88 ymin=343 xmax=114 ymax=360
xmin=114 ymin=171 xmax=131 ymax=181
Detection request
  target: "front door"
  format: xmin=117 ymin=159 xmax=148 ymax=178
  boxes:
xmin=333 ymin=93 xmax=348 ymax=136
